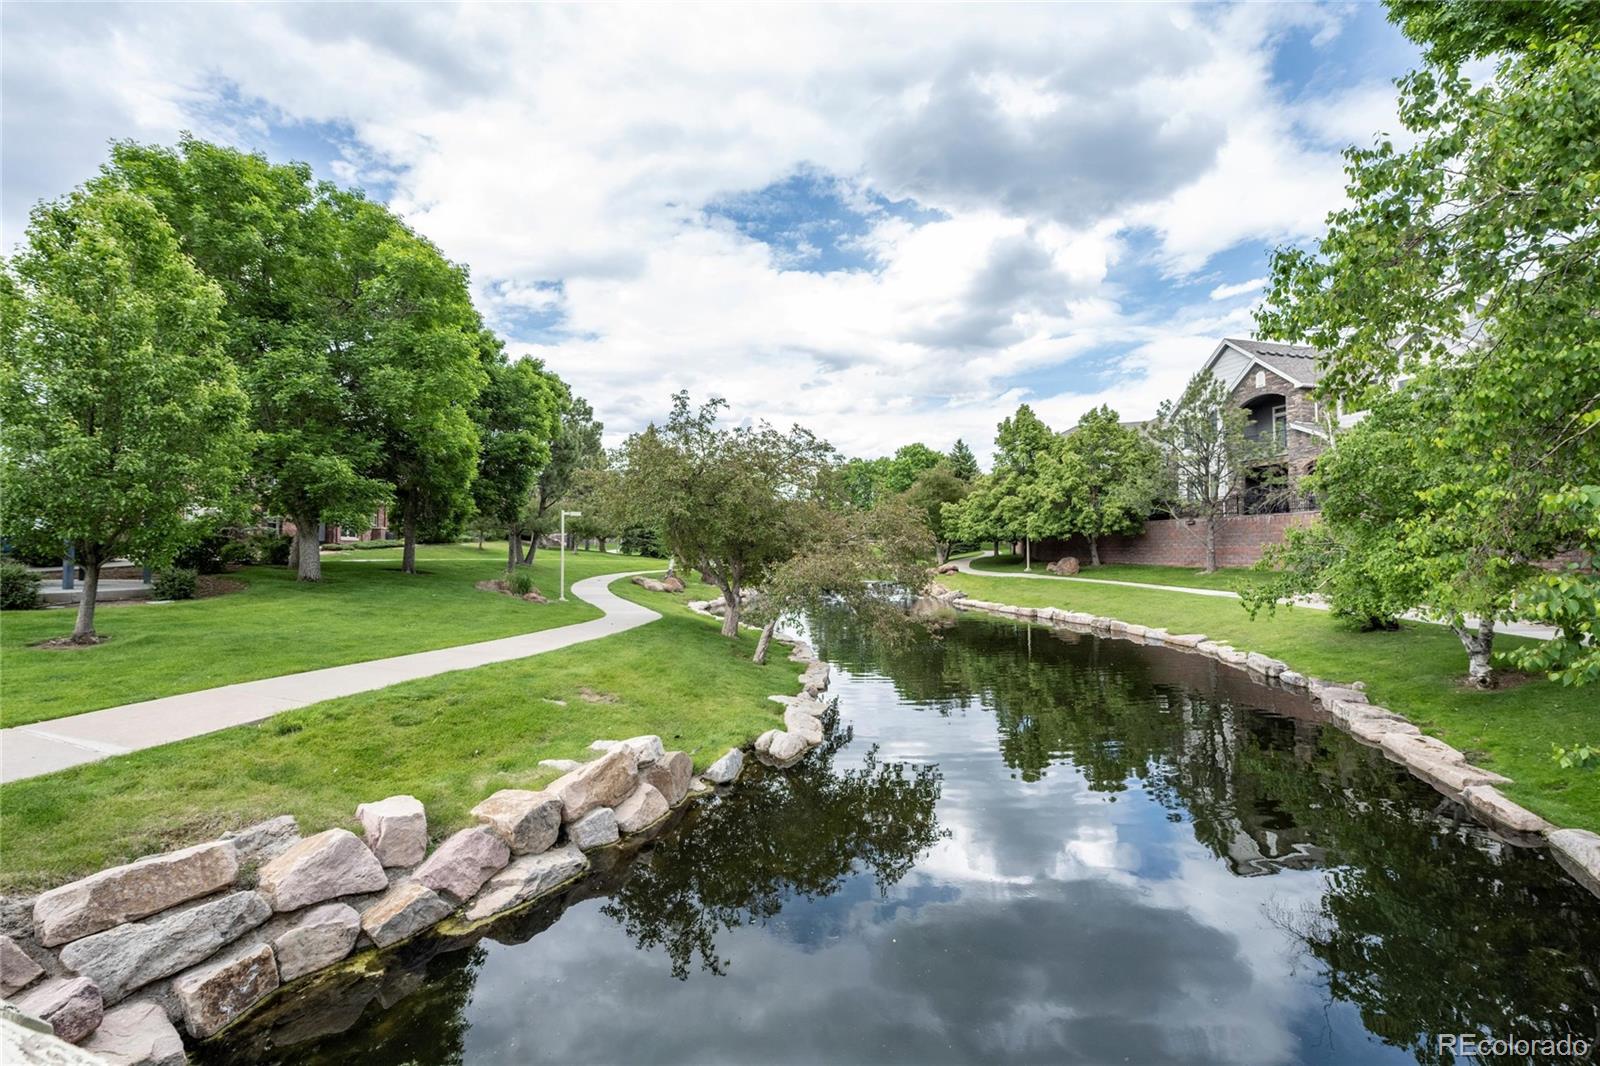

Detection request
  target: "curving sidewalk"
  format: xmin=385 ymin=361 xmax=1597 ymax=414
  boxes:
xmin=0 ymin=571 xmax=664 ymax=784
xmin=948 ymin=556 xmax=1556 ymax=640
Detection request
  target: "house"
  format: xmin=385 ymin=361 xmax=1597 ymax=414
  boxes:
xmin=272 ymin=506 xmax=390 ymax=545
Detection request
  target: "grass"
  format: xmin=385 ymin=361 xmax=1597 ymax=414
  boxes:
xmin=0 ymin=544 xmax=662 ymax=727
xmin=947 ymin=568 xmax=1599 ymax=835
xmin=0 ymin=577 xmax=794 ymax=892
xmin=965 ymin=552 xmax=1263 ymax=592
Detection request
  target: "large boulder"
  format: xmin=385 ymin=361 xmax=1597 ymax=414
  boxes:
xmin=221 ymin=816 xmax=301 ymax=868
xmin=271 ymin=903 xmax=360 ymax=983
xmin=58 ymin=891 xmax=270 ymax=1006
xmin=1046 ymin=556 xmax=1080 ymax=576
xmin=15 ymin=976 xmax=103 ymax=1044
xmin=256 ymin=830 xmax=387 ymax=913
xmin=548 ymin=746 xmax=639 ymax=823
xmin=1547 ymin=829 xmax=1600 ymax=899
xmin=660 ymin=574 xmax=686 ymax=593
xmin=613 ymin=783 xmax=669 ymax=835
xmin=414 ymin=827 xmax=510 ymax=903
xmin=799 ymin=661 xmax=830 ymax=695
xmin=568 ymin=808 xmax=619 ymax=851
xmin=1459 ymin=786 xmax=1550 ymax=836
xmin=33 ymin=840 xmax=239 ymax=947
xmin=1244 ymin=652 xmax=1286 ymax=678
xmin=81 ymin=998 xmax=185 ymax=1066
xmin=783 ymin=706 xmax=824 ymax=746
xmin=702 ymin=748 xmax=744 ymax=785
xmin=755 ymin=729 xmax=809 ymax=764
xmin=171 ymin=942 xmax=278 ymax=1039
xmin=359 ymin=882 xmax=453 ymax=949
xmin=630 ymin=576 xmax=670 ymax=593
xmin=472 ymin=790 xmax=562 ymax=855
xmin=355 ymin=796 xmax=428 ymax=867
xmin=0 ymin=934 xmax=44 ymax=997
xmin=641 ymin=751 xmax=693 ymax=807
xmin=461 ymin=846 xmax=591 ymax=923
xmin=588 ymin=736 xmax=664 ymax=765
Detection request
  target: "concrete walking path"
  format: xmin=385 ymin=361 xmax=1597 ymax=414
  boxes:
xmin=949 ymin=556 xmax=1557 ymax=640
xmin=0 ymin=570 xmax=663 ymax=785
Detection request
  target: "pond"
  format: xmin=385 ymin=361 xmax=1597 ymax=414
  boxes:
xmin=205 ymin=612 xmax=1600 ymax=1065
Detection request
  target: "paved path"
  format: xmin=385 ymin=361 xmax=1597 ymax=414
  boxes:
xmin=949 ymin=556 xmax=1557 ymax=640
xmin=0 ymin=570 xmax=663 ymax=784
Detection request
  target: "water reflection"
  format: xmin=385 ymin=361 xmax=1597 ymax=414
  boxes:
xmin=207 ymin=613 xmax=1600 ymax=1065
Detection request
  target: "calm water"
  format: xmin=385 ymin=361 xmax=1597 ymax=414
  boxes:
xmin=209 ymin=614 xmax=1600 ymax=1065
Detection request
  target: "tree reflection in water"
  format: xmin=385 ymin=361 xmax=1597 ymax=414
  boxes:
xmin=602 ymin=711 xmax=947 ymax=979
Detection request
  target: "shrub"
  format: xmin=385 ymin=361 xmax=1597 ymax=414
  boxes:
xmin=350 ymin=539 xmax=403 ymax=551
xmin=219 ymin=540 xmax=257 ymax=567
xmin=151 ymin=567 xmax=198 ymax=600
xmin=508 ymin=568 xmax=538 ymax=596
xmin=0 ymin=560 xmax=42 ymax=610
xmin=254 ymin=534 xmax=293 ymax=566
xmin=173 ymin=531 xmax=230 ymax=575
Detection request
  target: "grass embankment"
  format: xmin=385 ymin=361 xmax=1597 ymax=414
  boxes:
xmin=965 ymin=553 xmax=1263 ymax=592
xmin=1 ymin=544 xmax=659 ymax=727
xmin=0 ymin=578 xmax=790 ymax=892
xmin=947 ymin=568 xmax=1598 ymax=835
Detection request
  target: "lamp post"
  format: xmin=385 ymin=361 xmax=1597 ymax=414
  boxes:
xmin=559 ymin=510 xmax=582 ymax=601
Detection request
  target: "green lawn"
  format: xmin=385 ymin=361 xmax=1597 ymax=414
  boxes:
xmin=0 ymin=578 xmax=793 ymax=892
xmin=947 ymin=569 xmax=1598 ymax=835
xmin=965 ymin=552 xmax=1263 ymax=592
xmin=0 ymin=544 xmax=662 ymax=727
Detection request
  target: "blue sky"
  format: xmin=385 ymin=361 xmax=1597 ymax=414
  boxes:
xmin=1 ymin=2 xmax=1421 ymax=459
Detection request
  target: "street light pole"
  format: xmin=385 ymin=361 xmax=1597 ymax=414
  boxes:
xmin=559 ymin=510 xmax=582 ymax=601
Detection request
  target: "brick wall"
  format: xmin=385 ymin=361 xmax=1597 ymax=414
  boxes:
xmin=1036 ymin=511 xmax=1318 ymax=569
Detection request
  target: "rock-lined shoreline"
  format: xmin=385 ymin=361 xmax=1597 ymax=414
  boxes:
xmin=0 ymin=640 xmax=834 ymax=1063
xmin=947 ymin=593 xmax=1600 ymax=901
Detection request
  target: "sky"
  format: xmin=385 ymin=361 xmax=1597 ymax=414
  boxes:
xmin=1 ymin=2 xmax=1421 ymax=461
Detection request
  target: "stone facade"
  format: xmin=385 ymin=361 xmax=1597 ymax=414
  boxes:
xmin=1038 ymin=512 xmax=1316 ymax=569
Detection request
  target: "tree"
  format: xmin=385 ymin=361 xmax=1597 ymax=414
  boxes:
xmin=947 ymin=438 xmax=980 ymax=482
xmin=1256 ymin=5 xmax=1599 ymax=682
xmin=1145 ymin=372 xmax=1266 ymax=572
xmin=0 ymin=185 xmax=248 ymax=641
xmin=990 ymin=404 xmax=1056 ymax=569
xmin=613 ymin=393 xmax=834 ymax=637
xmin=524 ymin=394 xmax=602 ymax=561
xmin=106 ymin=137 xmax=391 ymax=582
xmin=838 ymin=456 xmax=891 ymax=510
xmin=1032 ymin=406 xmax=1157 ymax=567
xmin=471 ymin=342 xmax=563 ymax=568
xmin=901 ymin=464 xmax=970 ymax=564
xmin=880 ymin=442 xmax=945 ymax=495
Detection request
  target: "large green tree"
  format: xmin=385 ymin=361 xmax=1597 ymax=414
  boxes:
xmin=988 ymin=404 xmax=1056 ymax=569
xmin=1257 ymin=3 xmax=1599 ymax=683
xmin=901 ymin=464 xmax=970 ymax=564
xmin=471 ymin=343 xmax=564 ymax=569
xmin=946 ymin=438 xmax=980 ymax=482
xmin=1031 ymin=405 xmax=1157 ymax=567
xmin=523 ymin=393 xmax=602 ymax=561
xmin=0 ymin=185 xmax=248 ymax=641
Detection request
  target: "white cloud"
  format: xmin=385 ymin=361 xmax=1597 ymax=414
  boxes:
xmin=1210 ymin=277 xmax=1267 ymax=301
xmin=0 ymin=2 xmax=1415 ymax=461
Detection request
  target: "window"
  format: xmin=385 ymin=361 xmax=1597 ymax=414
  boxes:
xmin=1255 ymin=370 xmax=1267 ymax=388
xmin=1270 ymin=404 xmax=1287 ymax=448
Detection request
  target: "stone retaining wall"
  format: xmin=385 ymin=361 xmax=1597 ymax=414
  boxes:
xmin=948 ymin=595 xmax=1600 ymax=902
xmin=0 ymin=637 xmax=835 ymax=1063
xmin=1036 ymin=511 xmax=1317 ymax=568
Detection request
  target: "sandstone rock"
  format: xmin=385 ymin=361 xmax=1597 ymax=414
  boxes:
xmin=256 ymin=830 xmax=387 ymax=913
xmin=472 ymin=790 xmax=562 ymax=855
xmin=548 ymin=746 xmax=638 ymax=823
xmin=935 ymin=562 xmax=960 ymax=574
xmin=614 ymin=783 xmax=670 ymax=834
xmin=0 ymin=934 xmax=44 ymax=997
xmin=538 ymin=758 xmax=586 ymax=774
xmin=786 ymin=642 xmax=816 ymax=662
xmin=1244 ymin=652 xmax=1286 ymax=678
xmin=360 ymin=882 xmax=453 ymax=949
xmin=1046 ymin=556 xmax=1080 ymax=576
xmin=1548 ymin=829 xmax=1600 ymax=899
xmin=687 ymin=777 xmax=715 ymax=798
xmin=703 ymin=748 xmax=744 ymax=785
xmin=34 ymin=840 xmax=239 ymax=947
xmin=1379 ymin=732 xmax=1467 ymax=767
xmin=414 ymin=827 xmax=510 ymax=903
xmin=0 ymin=1004 xmax=107 ymax=1065
xmin=642 ymin=751 xmax=693 ymax=807
xmin=1318 ymin=685 xmax=1369 ymax=707
xmin=1345 ymin=710 xmax=1421 ymax=744
xmin=1215 ymin=647 xmax=1249 ymax=667
xmin=800 ymin=661 xmax=830 ymax=695
xmin=755 ymin=729 xmax=809 ymax=764
xmin=222 ymin=816 xmax=301 ymax=868
xmin=783 ymin=706 xmax=824 ymax=745
xmin=81 ymin=998 xmax=185 ymax=1066
xmin=630 ymin=576 xmax=671 ymax=592
xmin=1460 ymin=786 xmax=1551 ymax=836
xmin=587 ymin=735 xmax=664 ymax=764
xmin=569 ymin=807 xmax=620 ymax=850
xmin=16 ymin=977 xmax=103 ymax=1044
xmin=1414 ymin=760 xmax=1513 ymax=797
xmin=59 ymin=890 xmax=270 ymax=1006
xmin=462 ymin=846 xmax=591 ymax=923
xmin=1278 ymin=670 xmax=1308 ymax=688
xmin=1195 ymin=641 xmax=1224 ymax=658
xmin=271 ymin=902 xmax=359 ymax=982
xmin=355 ymin=795 xmax=428 ymax=867
xmin=171 ymin=942 xmax=278 ymax=1039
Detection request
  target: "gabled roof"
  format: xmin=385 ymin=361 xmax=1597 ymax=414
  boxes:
xmin=1204 ymin=337 xmax=1324 ymax=390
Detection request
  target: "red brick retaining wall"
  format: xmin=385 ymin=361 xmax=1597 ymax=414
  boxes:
xmin=1037 ymin=512 xmax=1318 ymax=569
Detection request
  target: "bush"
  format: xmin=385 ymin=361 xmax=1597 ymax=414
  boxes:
xmin=151 ymin=567 xmax=198 ymax=600
xmin=254 ymin=534 xmax=292 ymax=566
xmin=350 ymin=539 xmax=402 ymax=551
xmin=0 ymin=560 xmax=42 ymax=610
xmin=173 ymin=531 xmax=230 ymax=575
xmin=219 ymin=540 xmax=258 ymax=567
xmin=508 ymin=568 xmax=538 ymax=596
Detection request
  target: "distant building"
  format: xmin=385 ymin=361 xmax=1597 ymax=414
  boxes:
xmin=273 ymin=506 xmax=390 ymax=545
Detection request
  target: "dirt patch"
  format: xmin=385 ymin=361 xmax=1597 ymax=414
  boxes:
xmin=196 ymin=575 xmax=247 ymax=599
xmin=32 ymin=634 xmax=111 ymax=650
xmin=578 ymin=687 xmax=619 ymax=704
xmin=1456 ymin=669 xmax=1542 ymax=693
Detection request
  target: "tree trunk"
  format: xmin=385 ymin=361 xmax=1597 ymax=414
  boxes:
xmin=525 ymin=536 xmax=538 ymax=563
xmin=294 ymin=517 xmax=323 ymax=582
xmin=1203 ymin=515 xmax=1218 ymax=573
xmin=1024 ymin=538 xmax=1031 ymax=572
xmin=753 ymin=620 xmax=775 ymax=664
xmin=993 ymin=540 xmax=1000 ymax=557
xmin=1454 ymin=618 xmax=1497 ymax=688
xmin=719 ymin=580 xmax=742 ymax=637
xmin=936 ymin=542 xmax=951 ymax=565
xmin=598 ymin=537 xmax=607 ymax=554
xmin=508 ymin=529 xmax=521 ymax=569
xmin=71 ymin=548 xmax=101 ymax=643
xmin=401 ymin=495 xmax=418 ymax=575
xmin=1089 ymin=535 xmax=1101 ymax=567
xmin=287 ymin=534 xmax=300 ymax=572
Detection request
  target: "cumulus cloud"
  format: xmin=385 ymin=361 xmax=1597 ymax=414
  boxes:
xmin=0 ymin=2 xmax=1417 ymax=460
